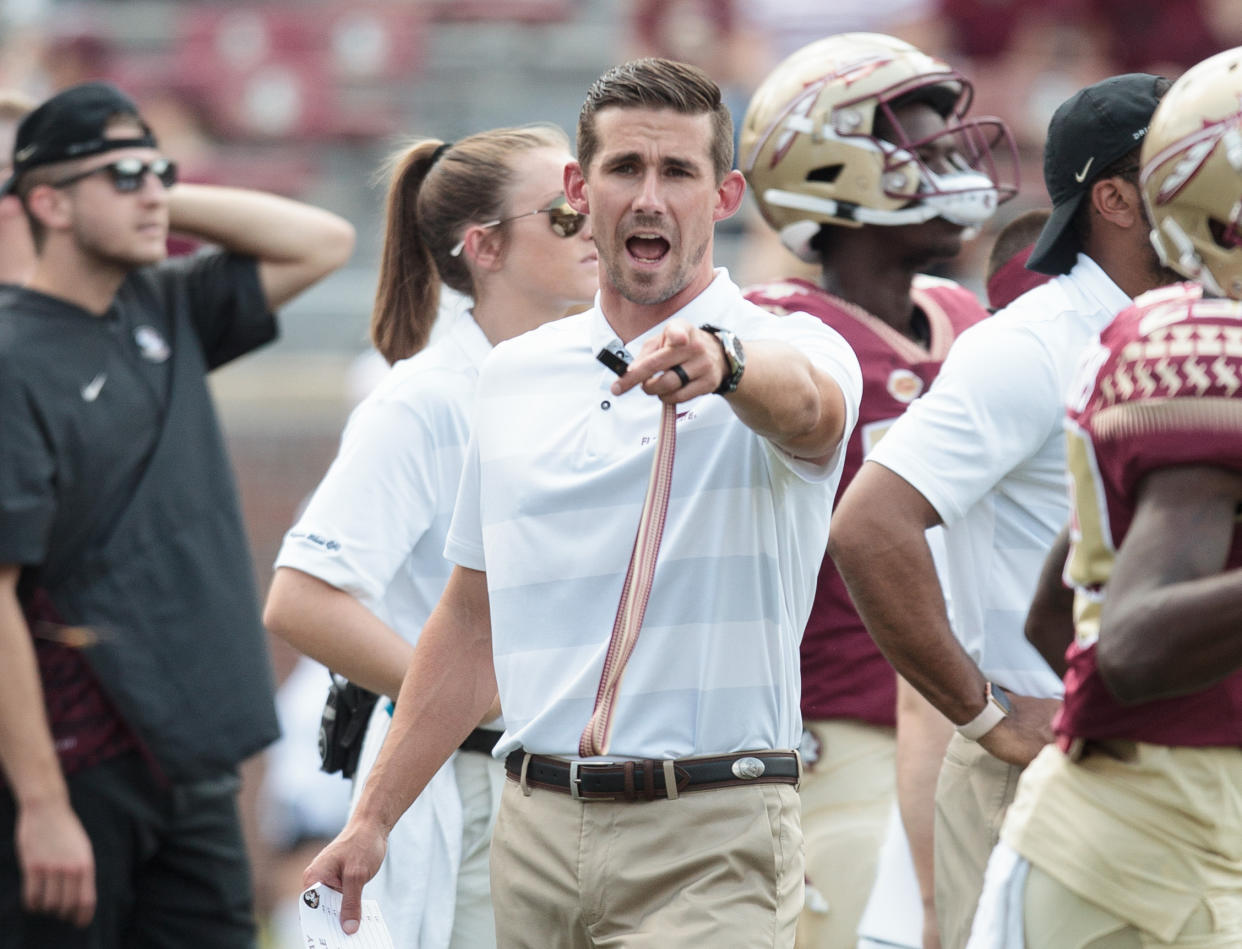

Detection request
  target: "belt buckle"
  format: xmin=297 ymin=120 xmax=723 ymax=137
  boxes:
xmin=569 ymin=760 xmax=614 ymax=801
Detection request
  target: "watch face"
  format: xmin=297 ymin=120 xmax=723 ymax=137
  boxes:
xmin=718 ymin=331 xmax=744 ymax=389
xmin=701 ymin=324 xmax=745 ymax=393
xmin=990 ymin=684 xmax=1013 ymax=715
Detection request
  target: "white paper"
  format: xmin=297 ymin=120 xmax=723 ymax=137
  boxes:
xmin=298 ymin=883 xmax=394 ymax=949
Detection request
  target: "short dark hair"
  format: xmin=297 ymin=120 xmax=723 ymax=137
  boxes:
xmin=577 ymin=58 xmax=733 ymax=182
xmin=987 ymin=208 xmax=1052 ymax=284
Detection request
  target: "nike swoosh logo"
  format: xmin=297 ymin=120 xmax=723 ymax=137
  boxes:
xmin=80 ymin=372 xmax=106 ymax=402
xmin=1073 ymin=157 xmax=1094 ymax=183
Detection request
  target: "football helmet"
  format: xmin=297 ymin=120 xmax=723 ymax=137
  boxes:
xmin=1141 ymin=46 xmax=1242 ymax=299
xmin=739 ymin=33 xmax=1018 ymax=260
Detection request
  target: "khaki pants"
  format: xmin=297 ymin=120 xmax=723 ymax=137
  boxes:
xmin=489 ymin=776 xmax=803 ymax=948
xmin=795 ymin=719 xmax=896 ymax=949
xmin=1024 ymin=864 xmax=1234 ymax=948
xmin=934 ymin=732 xmax=1022 ymax=949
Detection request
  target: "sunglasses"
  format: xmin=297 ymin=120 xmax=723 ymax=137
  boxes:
xmin=52 ymin=156 xmax=178 ymax=193
xmin=450 ymin=195 xmax=585 ymax=256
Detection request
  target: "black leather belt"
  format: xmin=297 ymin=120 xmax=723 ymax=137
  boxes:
xmin=459 ymin=727 xmax=501 ymax=755
xmin=504 ymin=749 xmax=799 ymax=802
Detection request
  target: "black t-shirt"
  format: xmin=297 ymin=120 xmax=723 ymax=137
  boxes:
xmin=0 ymin=251 xmax=281 ymax=780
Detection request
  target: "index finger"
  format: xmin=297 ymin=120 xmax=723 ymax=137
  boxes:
xmin=302 ymin=848 xmax=343 ymax=892
xmin=611 ymin=348 xmax=681 ymax=395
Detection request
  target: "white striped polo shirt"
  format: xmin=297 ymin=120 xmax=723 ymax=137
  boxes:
xmin=445 ymin=269 xmax=862 ymax=761
xmin=276 ymin=311 xmax=491 ymax=641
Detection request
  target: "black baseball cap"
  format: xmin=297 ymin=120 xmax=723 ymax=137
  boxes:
xmin=0 ymin=81 xmax=156 ymax=197
xmin=1027 ymin=73 xmax=1167 ymax=276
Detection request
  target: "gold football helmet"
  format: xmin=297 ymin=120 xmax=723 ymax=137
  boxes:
xmin=1141 ymin=46 xmax=1242 ymax=299
xmin=739 ymin=32 xmax=1018 ymax=260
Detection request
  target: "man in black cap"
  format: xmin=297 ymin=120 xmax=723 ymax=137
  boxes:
xmin=827 ymin=73 xmax=1176 ymax=949
xmin=0 ymin=81 xmax=354 ymax=946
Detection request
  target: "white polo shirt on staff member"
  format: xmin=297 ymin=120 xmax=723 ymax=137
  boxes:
xmin=274 ymin=310 xmax=498 ymax=949
xmin=865 ymin=253 xmax=1132 ymax=701
xmin=445 ymin=269 xmax=862 ymax=762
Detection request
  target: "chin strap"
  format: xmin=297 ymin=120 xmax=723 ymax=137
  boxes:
xmin=771 ymin=170 xmax=996 ymax=261
xmin=1156 ymin=217 xmax=1221 ymax=296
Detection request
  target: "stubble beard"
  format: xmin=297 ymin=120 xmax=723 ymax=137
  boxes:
xmin=602 ymin=233 xmax=711 ymax=307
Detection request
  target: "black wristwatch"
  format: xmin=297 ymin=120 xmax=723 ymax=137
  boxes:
xmin=700 ymin=323 xmax=745 ymax=394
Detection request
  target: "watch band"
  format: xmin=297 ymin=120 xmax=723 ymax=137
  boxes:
xmin=699 ymin=323 xmax=745 ymax=394
xmin=956 ymin=682 xmax=1011 ymax=741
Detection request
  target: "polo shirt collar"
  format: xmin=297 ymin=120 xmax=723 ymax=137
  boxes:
xmin=449 ymin=308 xmax=494 ymax=369
xmin=589 ymin=267 xmax=738 ymax=363
xmin=1064 ymin=252 xmax=1133 ymax=316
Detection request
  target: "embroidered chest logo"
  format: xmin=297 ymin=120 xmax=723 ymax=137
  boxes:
xmin=80 ymin=372 xmax=107 ymax=402
xmin=886 ymin=368 xmax=924 ymax=403
xmin=640 ymin=409 xmax=697 ymax=445
xmin=133 ymin=325 xmax=171 ymax=363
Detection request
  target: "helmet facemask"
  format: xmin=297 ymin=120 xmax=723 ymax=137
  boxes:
xmin=740 ymin=33 xmax=1019 ymax=262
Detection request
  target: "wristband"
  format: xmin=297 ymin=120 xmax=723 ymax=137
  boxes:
xmin=956 ymin=682 xmax=1012 ymax=741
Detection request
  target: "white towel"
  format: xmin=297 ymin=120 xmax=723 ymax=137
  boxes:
xmin=352 ymin=703 xmax=463 ymax=949
xmin=856 ymin=803 xmax=923 ymax=949
xmin=965 ymin=841 xmax=1029 ymax=949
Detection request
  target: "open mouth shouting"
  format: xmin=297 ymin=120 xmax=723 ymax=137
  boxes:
xmin=626 ymin=231 xmax=671 ymax=268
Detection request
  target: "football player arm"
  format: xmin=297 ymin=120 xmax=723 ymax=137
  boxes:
xmin=302 ymin=564 xmax=496 ymax=935
xmin=263 ymin=568 xmax=414 ymax=702
xmin=166 ymin=183 xmax=355 ymax=310
xmin=1097 ymin=465 xmax=1242 ymax=704
xmin=0 ymin=565 xmax=95 ymax=927
xmin=1024 ymin=524 xmax=1074 ymax=678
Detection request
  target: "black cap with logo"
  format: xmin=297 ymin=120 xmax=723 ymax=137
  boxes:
xmin=0 ymin=81 xmax=156 ymax=197
xmin=1027 ymin=73 xmax=1167 ymax=276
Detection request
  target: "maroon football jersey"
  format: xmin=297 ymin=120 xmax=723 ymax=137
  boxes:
xmin=1057 ymin=282 xmax=1242 ymax=749
xmin=744 ymin=275 xmax=989 ymax=725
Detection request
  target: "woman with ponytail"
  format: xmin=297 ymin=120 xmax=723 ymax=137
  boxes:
xmin=264 ymin=124 xmax=596 ymax=948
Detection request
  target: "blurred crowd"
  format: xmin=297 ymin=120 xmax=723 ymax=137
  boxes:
xmin=6 ymin=0 xmax=1242 ymax=281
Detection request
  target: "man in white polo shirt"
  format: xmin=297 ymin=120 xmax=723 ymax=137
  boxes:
xmin=827 ymin=73 xmax=1176 ymax=949
xmin=303 ymin=57 xmax=862 ymax=947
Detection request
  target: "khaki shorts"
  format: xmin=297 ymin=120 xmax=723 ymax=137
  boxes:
xmin=934 ymin=732 xmax=1022 ymax=949
xmin=489 ymin=775 xmax=803 ymax=948
xmin=1024 ymin=863 xmax=1235 ymax=948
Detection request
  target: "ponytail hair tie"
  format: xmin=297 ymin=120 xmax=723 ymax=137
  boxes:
xmin=429 ymin=141 xmax=453 ymax=167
